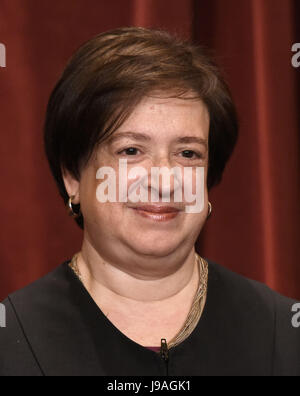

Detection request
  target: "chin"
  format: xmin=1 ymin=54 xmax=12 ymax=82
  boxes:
xmin=127 ymin=235 xmax=184 ymax=258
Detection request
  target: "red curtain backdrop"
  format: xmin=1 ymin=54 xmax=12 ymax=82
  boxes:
xmin=0 ymin=0 xmax=299 ymax=300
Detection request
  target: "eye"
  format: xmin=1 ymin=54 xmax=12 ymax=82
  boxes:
xmin=118 ymin=147 xmax=141 ymax=156
xmin=180 ymin=150 xmax=202 ymax=159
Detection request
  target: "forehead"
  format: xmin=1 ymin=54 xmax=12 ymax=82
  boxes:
xmin=112 ymin=95 xmax=210 ymax=141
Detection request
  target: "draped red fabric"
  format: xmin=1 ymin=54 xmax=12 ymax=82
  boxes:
xmin=0 ymin=0 xmax=299 ymax=301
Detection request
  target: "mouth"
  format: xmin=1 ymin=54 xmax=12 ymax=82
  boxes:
xmin=128 ymin=205 xmax=182 ymax=222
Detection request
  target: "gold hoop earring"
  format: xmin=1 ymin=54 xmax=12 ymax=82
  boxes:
xmin=68 ymin=195 xmax=80 ymax=219
xmin=207 ymin=202 xmax=212 ymax=219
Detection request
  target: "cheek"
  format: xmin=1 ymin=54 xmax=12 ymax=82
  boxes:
xmin=95 ymin=203 xmax=124 ymax=223
xmin=189 ymin=166 xmax=207 ymax=196
xmin=83 ymin=201 xmax=127 ymax=240
xmin=181 ymin=168 xmax=207 ymax=215
xmin=182 ymin=210 xmax=208 ymax=241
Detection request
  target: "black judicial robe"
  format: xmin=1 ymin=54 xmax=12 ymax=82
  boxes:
xmin=1 ymin=259 xmax=300 ymax=376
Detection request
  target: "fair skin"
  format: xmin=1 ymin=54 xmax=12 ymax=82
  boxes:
xmin=63 ymin=93 xmax=210 ymax=347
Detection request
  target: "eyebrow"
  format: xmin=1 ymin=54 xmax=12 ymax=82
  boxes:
xmin=107 ymin=131 xmax=208 ymax=149
xmin=107 ymin=132 xmax=152 ymax=143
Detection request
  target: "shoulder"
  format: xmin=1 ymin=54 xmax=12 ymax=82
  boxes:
xmin=207 ymin=258 xmax=295 ymax=306
xmin=0 ymin=296 xmax=43 ymax=376
xmin=5 ymin=262 xmax=72 ymax=304
xmin=0 ymin=263 xmax=71 ymax=376
xmin=207 ymin=259 xmax=300 ymax=375
xmin=207 ymin=258 xmax=299 ymax=323
xmin=1 ymin=262 xmax=72 ymax=328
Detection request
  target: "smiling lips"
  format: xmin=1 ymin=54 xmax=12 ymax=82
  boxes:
xmin=129 ymin=205 xmax=182 ymax=222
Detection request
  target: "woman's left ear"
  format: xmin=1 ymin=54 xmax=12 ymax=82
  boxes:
xmin=61 ymin=167 xmax=80 ymax=204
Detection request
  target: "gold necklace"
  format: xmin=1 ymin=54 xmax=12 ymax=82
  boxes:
xmin=69 ymin=252 xmax=208 ymax=350
xmin=168 ymin=253 xmax=208 ymax=348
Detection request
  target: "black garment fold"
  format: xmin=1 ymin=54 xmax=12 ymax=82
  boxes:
xmin=0 ymin=260 xmax=299 ymax=376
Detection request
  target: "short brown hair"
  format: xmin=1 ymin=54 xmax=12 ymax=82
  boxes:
xmin=44 ymin=26 xmax=238 ymax=228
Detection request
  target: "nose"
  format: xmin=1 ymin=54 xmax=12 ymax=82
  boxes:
xmin=142 ymin=156 xmax=182 ymax=202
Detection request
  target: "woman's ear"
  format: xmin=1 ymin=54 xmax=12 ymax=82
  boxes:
xmin=61 ymin=167 xmax=80 ymax=204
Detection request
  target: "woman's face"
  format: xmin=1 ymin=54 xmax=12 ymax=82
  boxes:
xmin=66 ymin=94 xmax=210 ymax=264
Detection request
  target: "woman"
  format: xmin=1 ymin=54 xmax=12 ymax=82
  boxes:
xmin=1 ymin=27 xmax=299 ymax=376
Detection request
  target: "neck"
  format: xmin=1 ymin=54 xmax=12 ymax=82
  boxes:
xmin=77 ymin=238 xmax=199 ymax=304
